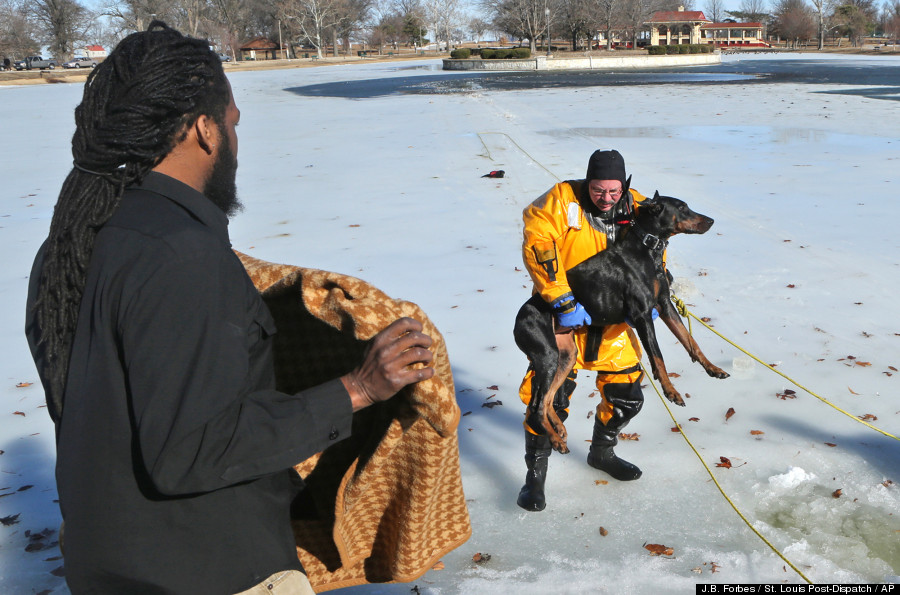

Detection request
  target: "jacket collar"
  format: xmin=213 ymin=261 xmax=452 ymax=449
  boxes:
xmin=133 ymin=171 xmax=230 ymax=244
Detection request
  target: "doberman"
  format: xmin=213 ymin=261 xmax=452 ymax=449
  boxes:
xmin=514 ymin=192 xmax=729 ymax=454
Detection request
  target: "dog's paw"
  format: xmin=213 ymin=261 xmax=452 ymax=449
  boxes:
xmin=706 ymin=366 xmax=729 ymax=379
xmin=665 ymin=391 xmax=686 ymax=407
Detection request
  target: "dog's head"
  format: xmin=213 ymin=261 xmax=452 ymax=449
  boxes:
xmin=637 ymin=191 xmax=714 ymax=238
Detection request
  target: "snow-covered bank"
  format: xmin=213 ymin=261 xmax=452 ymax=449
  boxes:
xmin=1 ymin=53 xmax=898 ymax=594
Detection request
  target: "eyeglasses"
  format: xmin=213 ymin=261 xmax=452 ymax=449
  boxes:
xmin=590 ymin=188 xmax=622 ymax=198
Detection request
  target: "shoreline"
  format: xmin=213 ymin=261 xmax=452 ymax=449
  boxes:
xmin=1 ymin=45 xmax=895 ymax=87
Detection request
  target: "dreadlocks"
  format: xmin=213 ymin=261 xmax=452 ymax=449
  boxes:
xmin=32 ymin=21 xmax=230 ymax=422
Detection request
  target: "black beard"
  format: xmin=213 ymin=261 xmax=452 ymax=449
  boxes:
xmin=204 ymin=133 xmax=242 ymax=218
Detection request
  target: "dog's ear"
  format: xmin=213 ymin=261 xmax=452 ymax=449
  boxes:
xmin=653 ymin=190 xmax=660 ymax=200
xmin=639 ymin=194 xmax=662 ymax=215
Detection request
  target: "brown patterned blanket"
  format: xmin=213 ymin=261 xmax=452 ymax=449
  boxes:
xmin=237 ymin=252 xmax=471 ymax=592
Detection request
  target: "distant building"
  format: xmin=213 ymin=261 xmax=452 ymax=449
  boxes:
xmin=645 ymin=6 xmax=710 ymax=46
xmin=701 ymin=22 xmax=768 ymax=47
xmin=85 ymin=45 xmax=107 ymax=59
xmin=644 ymin=6 xmax=768 ymax=47
xmin=239 ymin=38 xmax=287 ymax=61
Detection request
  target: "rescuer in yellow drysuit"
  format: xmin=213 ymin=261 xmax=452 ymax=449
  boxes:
xmin=517 ymin=149 xmax=655 ymax=512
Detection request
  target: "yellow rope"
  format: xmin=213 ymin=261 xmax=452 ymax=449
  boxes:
xmin=476 ymin=132 xmax=563 ymax=182
xmin=641 ymin=363 xmax=814 ymax=584
xmin=670 ymin=295 xmax=899 ymax=441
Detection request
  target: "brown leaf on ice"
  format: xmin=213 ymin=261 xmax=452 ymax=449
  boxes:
xmin=883 ymin=480 xmax=894 ymax=488
xmin=848 ymin=386 xmax=860 ymax=395
xmin=348 ymin=224 xmax=360 ymax=228
xmin=824 ymin=442 xmax=837 ymax=447
xmin=776 ymin=390 xmax=797 ymax=400
xmin=618 ymin=433 xmax=640 ymax=441
xmin=481 ymin=401 xmax=502 ymax=409
xmin=599 ymin=527 xmax=609 ymax=536
xmin=13 ymin=411 xmax=25 ymax=417
xmin=486 ymin=385 xmax=499 ymax=390
xmin=472 ymin=552 xmax=491 ymax=564
xmin=711 ymin=562 xmax=721 ymax=573
xmin=701 ymin=317 xmax=712 ymax=323
xmin=0 ymin=514 xmax=20 ymax=526
xmin=595 ymin=479 xmax=608 ymax=485
xmin=832 ymin=489 xmax=843 ymax=498
xmin=725 ymin=407 xmax=735 ymax=422
xmin=644 ymin=543 xmax=674 ymax=557
xmin=689 ymin=417 xmax=700 ymax=422
xmin=670 ymin=425 xmax=682 ymax=433
xmin=889 ymin=366 xmax=898 ymax=372
xmin=750 ymin=430 xmax=765 ymax=435
xmin=716 ymin=456 xmax=733 ymax=469
xmin=18 ymin=485 xmax=33 ymax=492
xmin=786 ymin=284 xmax=795 ymax=288
xmin=50 ymin=566 xmax=65 ymax=577
xmin=15 ymin=382 xmax=32 ymax=388
xmin=462 ymin=411 xmax=471 ymax=416
xmin=854 ymin=361 xmax=872 ymax=367
xmin=668 ymin=372 xmax=681 ymax=378
xmin=858 ymin=413 xmax=878 ymax=421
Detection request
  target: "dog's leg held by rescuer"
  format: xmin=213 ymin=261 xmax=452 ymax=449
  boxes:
xmin=537 ymin=330 xmax=577 ymax=452
xmin=514 ymin=296 xmax=576 ymax=453
xmin=657 ymin=298 xmax=729 ymax=380
xmin=628 ymin=313 xmax=685 ymax=406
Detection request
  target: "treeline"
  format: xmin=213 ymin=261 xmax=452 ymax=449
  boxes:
xmin=0 ymin=0 xmax=475 ymax=63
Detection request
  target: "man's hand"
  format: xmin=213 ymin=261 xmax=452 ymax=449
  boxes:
xmin=552 ymin=295 xmax=592 ymax=329
xmin=341 ymin=317 xmax=435 ymax=411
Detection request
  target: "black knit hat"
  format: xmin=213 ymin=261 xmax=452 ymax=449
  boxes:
xmin=586 ymin=149 xmax=627 ymax=186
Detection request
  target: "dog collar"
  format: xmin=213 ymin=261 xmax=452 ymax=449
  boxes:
xmin=641 ymin=233 xmax=666 ymax=251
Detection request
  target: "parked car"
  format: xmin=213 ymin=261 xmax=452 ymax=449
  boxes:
xmin=217 ymin=53 xmax=232 ymax=62
xmin=63 ymin=57 xmax=98 ymax=69
xmin=14 ymin=56 xmax=57 ymax=70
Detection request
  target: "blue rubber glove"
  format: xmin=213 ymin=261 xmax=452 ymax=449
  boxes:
xmin=625 ymin=308 xmax=658 ymax=326
xmin=553 ymin=297 xmax=592 ymax=328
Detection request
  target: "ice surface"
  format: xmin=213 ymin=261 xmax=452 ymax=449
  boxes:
xmin=1 ymin=53 xmax=899 ymax=593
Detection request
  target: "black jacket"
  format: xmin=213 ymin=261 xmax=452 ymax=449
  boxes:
xmin=26 ymin=172 xmax=353 ymax=593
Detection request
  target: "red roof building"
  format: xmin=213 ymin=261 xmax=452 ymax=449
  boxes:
xmin=644 ymin=6 xmax=710 ymax=46
xmin=85 ymin=45 xmax=107 ymax=58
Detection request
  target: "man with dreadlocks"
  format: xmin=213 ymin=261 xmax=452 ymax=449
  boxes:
xmin=25 ymin=23 xmax=434 ymax=594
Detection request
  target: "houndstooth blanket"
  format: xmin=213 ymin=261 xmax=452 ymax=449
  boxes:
xmin=237 ymin=252 xmax=471 ymax=592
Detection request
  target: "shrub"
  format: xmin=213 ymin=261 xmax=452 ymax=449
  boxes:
xmin=678 ymin=44 xmax=690 ymax=54
xmin=450 ymin=48 xmax=471 ymax=59
xmin=512 ymin=48 xmax=531 ymax=58
xmin=689 ymin=44 xmax=700 ymax=53
xmin=647 ymin=45 xmax=666 ymax=55
xmin=665 ymin=44 xmax=679 ymax=54
xmin=481 ymin=49 xmax=496 ymax=59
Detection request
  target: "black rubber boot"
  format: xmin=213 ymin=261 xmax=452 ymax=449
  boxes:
xmin=517 ymin=432 xmax=552 ymax=511
xmin=587 ymin=380 xmax=644 ymax=481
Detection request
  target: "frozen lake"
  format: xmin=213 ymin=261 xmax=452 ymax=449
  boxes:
xmin=1 ymin=52 xmax=898 ymax=594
